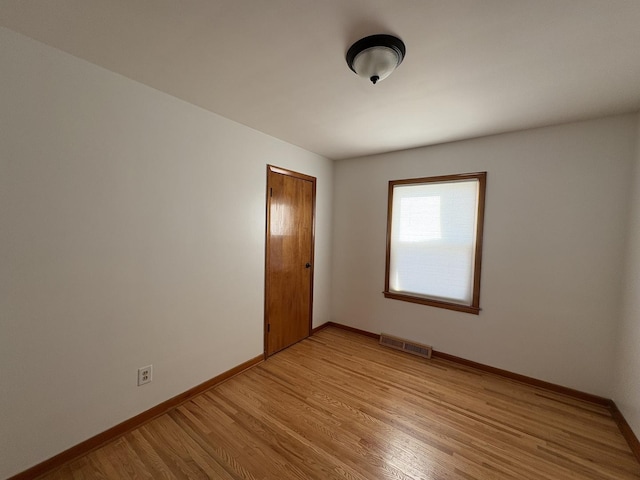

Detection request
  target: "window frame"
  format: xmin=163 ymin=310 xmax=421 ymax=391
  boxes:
xmin=383 ymin=172 xmax=487 ymax=315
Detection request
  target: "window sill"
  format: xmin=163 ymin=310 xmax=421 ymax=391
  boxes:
xmin=382 ymin=291 xmax=480 ymax=315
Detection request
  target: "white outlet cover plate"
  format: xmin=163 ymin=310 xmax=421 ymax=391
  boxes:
xmin=137 ymin=365 xmax=152 ymax=386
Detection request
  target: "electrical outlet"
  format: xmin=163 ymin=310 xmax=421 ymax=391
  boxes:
xmin=137 ymin=365 xmax=152 ymax=386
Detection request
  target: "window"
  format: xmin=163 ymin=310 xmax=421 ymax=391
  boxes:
xmin=384 ymin=172 xmax=487 ymax=314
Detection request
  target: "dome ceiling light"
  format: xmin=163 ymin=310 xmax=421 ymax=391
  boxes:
xmin=346 ymin=34 xmax=406 ymax=85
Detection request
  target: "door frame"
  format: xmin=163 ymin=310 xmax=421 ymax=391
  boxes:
xmin=264 ymin=165 xmax=316 ymax=358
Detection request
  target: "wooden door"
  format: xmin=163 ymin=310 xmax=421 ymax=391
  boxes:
xmin=265 ymin=165 xmax=315 ymax=356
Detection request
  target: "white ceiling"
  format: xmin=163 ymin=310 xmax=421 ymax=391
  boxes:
xmin=2 ymin=1 xmax=640 ymax=160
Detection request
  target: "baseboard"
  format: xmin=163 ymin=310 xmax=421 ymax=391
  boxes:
xmin=315 ymin=321 xmax=380 ymax=339
xmin=9 ymin=354 xmax=264 ymax=480
xmin=322 ymin=321 xmax=640 ymax=461
xmin=311 ymin=322 xmax=332 ymax=334
xmin=322 ymin=322 xmax=608 ymax=404
xmin=430 ymin=350 xmax=610 ymax=406
xmin=609 ymin=400 xmax=640 ymax=464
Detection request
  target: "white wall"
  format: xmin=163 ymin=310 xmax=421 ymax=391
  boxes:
xmin=332 ymin=115 xmax=637 ymax=397
xmin=0 ymin=28 xmax=332 ymax=479
xmin=613 ymin=115 xmax=640 ymax=439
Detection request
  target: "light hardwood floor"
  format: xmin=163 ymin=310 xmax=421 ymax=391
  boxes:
xmin=39 ymin=327 xmax=640 ymax=479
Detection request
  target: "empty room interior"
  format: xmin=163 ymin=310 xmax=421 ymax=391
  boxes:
xmin=2 ymin=1 xmax=640 ymax=479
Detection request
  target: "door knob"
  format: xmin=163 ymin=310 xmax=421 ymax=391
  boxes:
xmin=305 ymin=263 xmax=311 ymax=268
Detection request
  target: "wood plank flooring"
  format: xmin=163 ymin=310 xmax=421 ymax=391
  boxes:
xmin=39 ymin=327 xmax=640 ymax=479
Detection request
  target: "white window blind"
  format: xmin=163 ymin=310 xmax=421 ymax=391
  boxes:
xmin=389 ymin=179 xmax=480 ymax=305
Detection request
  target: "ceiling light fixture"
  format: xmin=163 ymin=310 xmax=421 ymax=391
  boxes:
xmin=346 ymin=34 xmax=406 ymax=85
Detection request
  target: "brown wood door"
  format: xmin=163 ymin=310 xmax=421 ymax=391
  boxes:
xmin=265 ymin=165 xmax=315 ymax=356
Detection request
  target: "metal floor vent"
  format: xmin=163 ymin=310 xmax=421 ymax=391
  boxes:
xmin=380 ymin=333 xmax=432 ymax=359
